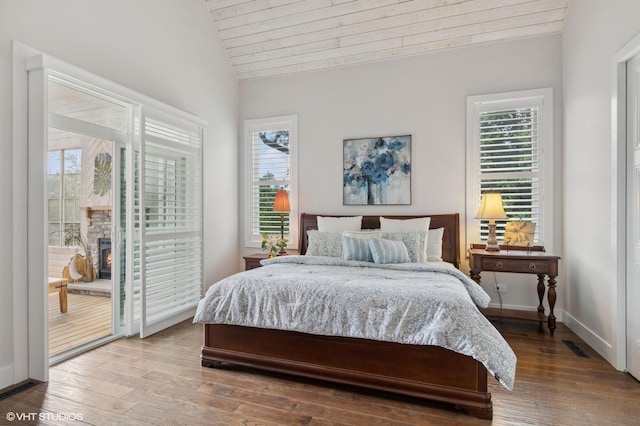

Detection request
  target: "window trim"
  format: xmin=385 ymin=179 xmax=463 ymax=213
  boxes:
xmin=48 ymin=148 xmax=82 ymax=247
xmin=466 ymin=88 xmax=554 ymax=252
xmin=243 ymin=115 xmax=298 ymax=249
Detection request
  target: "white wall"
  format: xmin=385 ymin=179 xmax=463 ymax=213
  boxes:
xmin=240 ymin=36 xmax=563 ymax=311
xmin=562 ymin=0 xmax=640 ymax=367
xmin=0 ymin=0 xmax=239 ymax=389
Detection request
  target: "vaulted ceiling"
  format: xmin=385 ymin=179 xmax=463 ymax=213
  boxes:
xmin=206 ymin=0 xmax=569 ymax=81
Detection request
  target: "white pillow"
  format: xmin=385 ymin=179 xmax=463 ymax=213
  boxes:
xmin=368 ymin=238 xmax=411 ymax=264
xmin=379 ymin=216 xmax=431 ymax=232
xmin=343 ymin=230 xmax=383 ymax=239
xmin=427 ymin=227 xmax=445 ymax=262
xmin=317 ymin=215 xmax=362 ymax=232
xmin=306 ymin=230 xmax=343 ymax=257
xmin=380 ymin=217 xmax=431 ymax=261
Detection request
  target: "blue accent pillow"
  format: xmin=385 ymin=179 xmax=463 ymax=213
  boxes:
xmin=368 ymin=238 xmax=411 ymax=264
xmin=342 ymin=235 xmax=373 ymax=262
xmin=381 ymin=230 xmax=426 ymax=263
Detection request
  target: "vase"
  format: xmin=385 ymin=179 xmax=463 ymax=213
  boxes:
xmin=268 ymin=251 xmax=276 ymax=258
xmin=84 ymin=251 xmax=95 ymax=282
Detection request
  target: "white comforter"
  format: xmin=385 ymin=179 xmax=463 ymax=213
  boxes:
xmin=193 ymin=255 xmax=516 ymax=390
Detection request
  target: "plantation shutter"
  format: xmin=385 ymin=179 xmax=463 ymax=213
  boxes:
xmin=249 ymin=126 xmax=290 ymax=240
xmin=477 ymin=104 xmax=542 ymax=243
xmin=139 ymin=109 xmax=203 ymax=338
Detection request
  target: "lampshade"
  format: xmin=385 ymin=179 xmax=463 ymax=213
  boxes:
xmin=475 ymin=192 xmax=507 ymax=220
xmin=273 ymin=188 xmax=291 ymax=212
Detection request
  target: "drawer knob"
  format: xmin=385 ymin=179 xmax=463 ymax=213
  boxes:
xmin=529 ymin=262 xmax=536 ymax=270
xmin=495 ymin=261 xmax=503 ymax=268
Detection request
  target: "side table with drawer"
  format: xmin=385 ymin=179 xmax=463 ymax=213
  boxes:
xmin=468 ymin=244 xmax=561 ymax=335
xmin=243 ymin=252 xmax=291 ymax=270
xmin=243 ymin=253 xmax=270 ymax=270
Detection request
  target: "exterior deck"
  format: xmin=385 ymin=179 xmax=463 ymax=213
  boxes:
xmin=48 ymin=292 xmax=111 ymax=357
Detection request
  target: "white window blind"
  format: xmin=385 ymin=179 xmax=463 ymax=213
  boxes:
xmin=140 ymin=113 xmax=203 ymax=337
xmin=467 ymin=89 xmax=553 ymax=249
xmin=478 ymin=107 xmax=540 ymax=241
xmin=244 ymin=115 xmax=298 ymax=247
xmin=252 ymin=129 xmax=290 ymax=235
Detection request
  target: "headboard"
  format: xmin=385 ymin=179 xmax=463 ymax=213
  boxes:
xmin=297 ymin=213 xmax=461 ymax=269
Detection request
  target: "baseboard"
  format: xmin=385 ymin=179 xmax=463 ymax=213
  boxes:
xmin=0 ymin=364 xmax=14 ymax=391
xmin=486 ymin=302 xmax=564 ymax=322
xmin=562 ymin=311 xmax=615 ymax=367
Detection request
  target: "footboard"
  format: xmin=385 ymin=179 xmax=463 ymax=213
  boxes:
xmin=202 ymin=324 xmax=492 ymax=419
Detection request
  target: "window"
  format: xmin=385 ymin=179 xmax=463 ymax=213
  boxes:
xmin=244 ymin=115 xmax=298 ymax=247
xmin=48 ymin=148 xmax=82 ymax=246
xmin=466 ymin=89 xmax=553 ymax=249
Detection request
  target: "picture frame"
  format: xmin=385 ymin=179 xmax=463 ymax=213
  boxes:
xmin=343 ymin=135 xmax=411 ymax=205
xmin=503 ymin=221 xmax=536 ymax=246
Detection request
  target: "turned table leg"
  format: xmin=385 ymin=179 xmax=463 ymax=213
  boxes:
xmin=547 ymin=275 xmax=557 ymax=335
xmin=470 ymin=270 xmax=481 ymax=285
xmin=536 ymin=274 xmax=546 ymax=328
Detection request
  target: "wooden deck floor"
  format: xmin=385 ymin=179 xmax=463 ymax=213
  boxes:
xmin=4 ymin=318 xmax=640 ymax=424
xmin=48 ymin=292 xmax=112 ymax=357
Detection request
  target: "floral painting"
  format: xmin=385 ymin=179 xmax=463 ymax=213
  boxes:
xmin=343 ymin=135 xmax=411 ymax=205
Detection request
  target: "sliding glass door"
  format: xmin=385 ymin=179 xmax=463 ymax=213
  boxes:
xmin=47 ymin=73 xmax=132 ymax=356
xmin=27 ymin=56 xmax=205 ymax=372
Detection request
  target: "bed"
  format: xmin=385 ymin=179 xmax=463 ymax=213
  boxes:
xmin=195 ymin=213 xmax=515 ymax=419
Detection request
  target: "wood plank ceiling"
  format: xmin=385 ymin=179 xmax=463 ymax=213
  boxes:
xmin=206 ymin=0 xmax=569 ymax=81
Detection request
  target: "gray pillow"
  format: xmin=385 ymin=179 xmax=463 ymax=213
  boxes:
xmin=306 ymin=230 xmax=343 ymax=257
xmin=381 ymin=230 xmax=427 ymax=263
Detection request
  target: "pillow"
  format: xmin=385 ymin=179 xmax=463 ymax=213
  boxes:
xmin=381 ymin=230 xmax=427 ymax=263
xmin=379 ymin=216 xmax=431 ymax=232
xmin=368 ymin=238 xmax=411 ymax=264
xmin=317 ymin=215 xmax=362 ymax=232
xmin=343 ymin=230 xmax=383 ymax=239
xmin=306 ymin=230 xmax=343 ymax=257
xmin=379 ymin=217 xmax=431 ymax=261
xmin=342 ymin=235 xmax=373 ymax=262
xmin=427 ymin=227 xmax=445 ymax=262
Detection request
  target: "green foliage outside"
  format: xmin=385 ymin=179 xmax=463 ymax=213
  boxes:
xmin=258 ymin=179 xmax=289 ymax=235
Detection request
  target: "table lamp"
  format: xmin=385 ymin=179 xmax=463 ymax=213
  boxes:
xmin=475 ymin=192 xmax=508 ymax=251
xmin=273 ymin=188 xmax=290 ymax=254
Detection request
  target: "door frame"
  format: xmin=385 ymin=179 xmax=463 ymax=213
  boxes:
xmin=12 ymin=41 xmax=46 ymax=383
xmin=612 ymin=32 xmax=640 ymax=372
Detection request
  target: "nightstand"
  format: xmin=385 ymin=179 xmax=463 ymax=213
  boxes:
xmin=243 ymin=253 xmax=269 ymax=270
xmin=243 ymin=252 xmax=291 ymax=270
xmin=468 ymin=244 xmax=561 ymax=335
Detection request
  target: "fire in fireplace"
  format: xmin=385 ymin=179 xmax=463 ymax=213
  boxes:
xmin=98 ymin=238 xmax=112 ymax=279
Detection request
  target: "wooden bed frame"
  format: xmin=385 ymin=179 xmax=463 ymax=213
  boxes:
xmin=201 ymin=213 xmax=493 ymax=419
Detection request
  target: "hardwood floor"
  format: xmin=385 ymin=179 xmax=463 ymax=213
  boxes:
xmin=3 ymin=318 xmax=640 ymax=425
xmin=49 ymin=293 xmax=111 ymax=357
